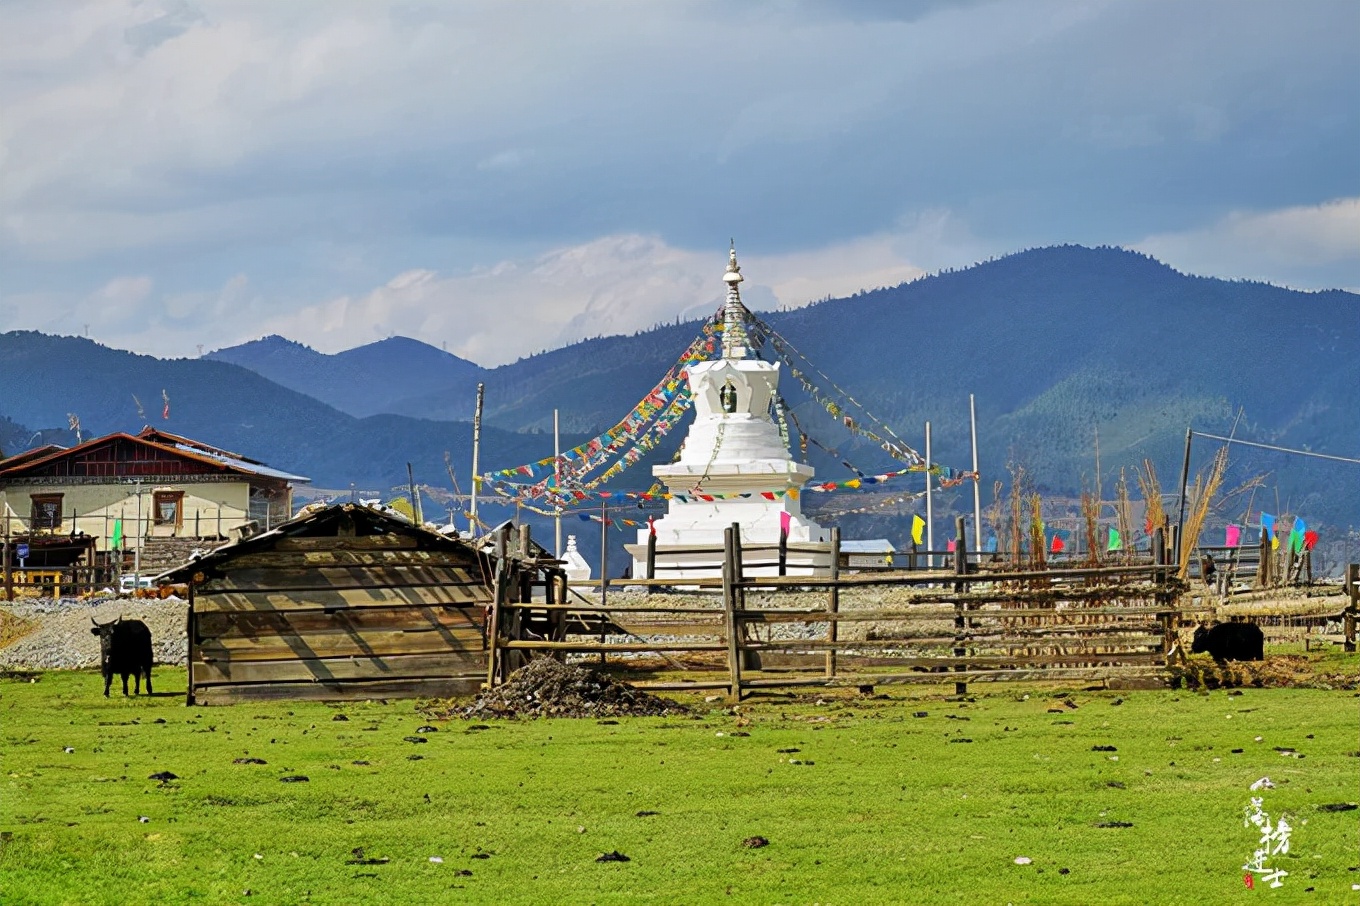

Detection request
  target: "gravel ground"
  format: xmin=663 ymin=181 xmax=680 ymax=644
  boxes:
xmin=0 ymin=596 xmax=188 ymax=670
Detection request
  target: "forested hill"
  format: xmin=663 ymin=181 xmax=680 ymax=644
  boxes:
xmin=3 ymin=245 xmax=1358 ymax=529
xmin=207 ymin=334 xmax=486 ymax=418
xmin=0 ymin=331 xmax=556 ymax=493
xmin=377 ymin=245 xmax=1360 ymax=523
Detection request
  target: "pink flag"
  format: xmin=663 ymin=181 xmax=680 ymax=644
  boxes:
xmin=779 ymin=511 xmax=791 ymax=535
xmin=1225 ymin=525 xmax=1241 ymax=547
xmin=946 ymin=539 xmax=956 ymax=552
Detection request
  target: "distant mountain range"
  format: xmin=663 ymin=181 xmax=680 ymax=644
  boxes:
xmin=206 ymin=335 xmax=485 ymax=418
xmin=4 ymin=245 xmax=1359 ymax=567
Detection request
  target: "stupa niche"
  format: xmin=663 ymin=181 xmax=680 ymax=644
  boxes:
xmin=626 ymin=246 xmax=829 ymax=579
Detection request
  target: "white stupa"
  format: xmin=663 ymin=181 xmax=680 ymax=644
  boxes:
xmin=626 ymin=246 xmax=829 ymax=579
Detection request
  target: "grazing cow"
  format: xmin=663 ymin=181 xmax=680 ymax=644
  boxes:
xmin=90 ymin=617 xmax=154 ymax=697
xmin=1191 ymin=621 xmax=1264 ymax=663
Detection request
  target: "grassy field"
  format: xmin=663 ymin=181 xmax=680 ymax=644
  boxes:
xmin=2 ymin=667 xmax=1359 ymax=905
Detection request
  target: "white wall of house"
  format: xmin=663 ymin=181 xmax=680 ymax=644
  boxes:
xmin=0 ymin=481 xmax=252 ymax=553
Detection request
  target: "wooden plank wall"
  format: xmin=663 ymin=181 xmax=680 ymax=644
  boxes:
xmin=188 ymin=534 xmax=493 ymax=704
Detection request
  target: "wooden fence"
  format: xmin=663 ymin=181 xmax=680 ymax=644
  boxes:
xmin=489 ymin=520 xmax=1199 ymax=700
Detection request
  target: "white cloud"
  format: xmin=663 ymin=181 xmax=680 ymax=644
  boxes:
xmin=1 ymin=0 xmax=1355 ymax=361
xmin=1134 ymin=197 xmax=1360 ymax=290
xmin=248 ymin=222 xmax=981 ymax=366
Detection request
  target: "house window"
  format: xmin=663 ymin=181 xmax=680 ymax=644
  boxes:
xmin=153 ymin=491 xmax=184 ymax=528
xmin=30 ymin=494 xmax=63 ymax=530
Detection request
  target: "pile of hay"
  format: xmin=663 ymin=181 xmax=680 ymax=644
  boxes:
xmin=1170 ymin=654 xmax=1360 ymax=690
xmin=454 ymin=658 xmax=689 ymax=719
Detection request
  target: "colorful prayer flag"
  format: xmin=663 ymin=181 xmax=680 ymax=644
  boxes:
xmin=985 ymin=535 xmax=998 ymax=553
xmin=111 ymin=518 xmax=124 ymax=550
xmin=1107 ymin=528 xmax=1122 ymax=552
xmin=1225 ymin=525 xmax=1241 ymax=548
xmin=1050 ymin=533 xmax=1065 ymax=553
xmin=911 ymin=515 xmax=925 ymax=545
xmin=780 ymin=511 xmax=791 ymax=536
xmin=946 ymin=539 xmax=956 ymax=552
xmin=1260 ymin=512 xmax=1275 ymax=534
xmin=1304 ymin=530 xmax=1318 ymax=551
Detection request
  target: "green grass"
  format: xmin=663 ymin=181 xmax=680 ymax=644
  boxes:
xmin=3 ymin=669 xmax=1359 ymax=905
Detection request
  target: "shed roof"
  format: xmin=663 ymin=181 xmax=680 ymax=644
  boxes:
xmin=840 ymin=539 xmax=895 ymax=554
xmin=157 ymin=502 xmax=483 ymax=583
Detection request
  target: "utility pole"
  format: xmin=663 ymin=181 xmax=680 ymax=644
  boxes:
xmin=925 ymin=421 xmax=934 ymax=567
xmin=969 ymin=395 xmax=982 ymax=555
xmin=133 ymin=480 xmax=142 ymax=588
xmin=554 ymin=409 xmax=562 ymax=559
xmin=470 ymin=383 xmax=484 ymax=537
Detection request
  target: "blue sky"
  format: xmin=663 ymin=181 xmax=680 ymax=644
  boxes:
xmin=1 ymin=0 xmax=1356 ymax=365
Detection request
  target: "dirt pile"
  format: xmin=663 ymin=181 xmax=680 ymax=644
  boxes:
xmin=453 ymin=658 xmax=689 ymax=719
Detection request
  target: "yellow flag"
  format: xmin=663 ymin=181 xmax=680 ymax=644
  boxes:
xmin=1271 ymin=534 xmax=1279 ymax=550
xmin=845 ymin=479 xmax=862 ymax=489
xmin=912 ymin=514 xmax=925 ymax=545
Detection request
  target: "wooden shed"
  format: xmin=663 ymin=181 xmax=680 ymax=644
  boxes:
xmin=161 ymin=503 xmax=495 ymax=705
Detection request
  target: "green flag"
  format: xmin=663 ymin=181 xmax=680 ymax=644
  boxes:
xmin=1107 ymin=527 xmax=1122 ymax=552
xmin=111 ymin=518 xmax=123 ymax=550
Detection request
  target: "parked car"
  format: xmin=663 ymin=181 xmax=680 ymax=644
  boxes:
xmin=118 ymin=575 xmax=155 ymax=595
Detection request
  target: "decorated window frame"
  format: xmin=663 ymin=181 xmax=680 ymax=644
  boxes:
xmin=152 ymin=490 xmax=184 ymax=528
xmin=30 ymin=493 xmax=63 ymax=530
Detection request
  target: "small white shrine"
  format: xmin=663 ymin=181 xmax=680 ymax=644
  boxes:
xmin=626 ymin=247 xmax=830 ymax=579
xmin=559 ymin=534 xmax=593 ymax=584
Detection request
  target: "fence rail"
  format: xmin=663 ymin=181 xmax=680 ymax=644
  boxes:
xmin=486 ymin=519 xmax=1224 ymax=699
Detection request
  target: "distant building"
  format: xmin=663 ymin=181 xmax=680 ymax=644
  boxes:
xmin=0 ymin=428 xmax=308 ymax=573
xmin=839 ymin=539 xmax=895 ymax=570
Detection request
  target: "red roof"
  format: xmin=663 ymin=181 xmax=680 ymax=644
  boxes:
xmin=0 ymin=431 xmax=307 ymax=483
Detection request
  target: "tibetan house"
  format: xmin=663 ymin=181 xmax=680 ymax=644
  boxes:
xmin=0 ymin=428 xmax=308 ymax=584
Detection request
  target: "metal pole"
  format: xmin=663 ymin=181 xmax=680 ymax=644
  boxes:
xmin=406 ymin=462 xmax=422 ymax=525
xmin=470 ymin=382 xmax=484 ymax=537
xmin=969 ymin=394 xmax=982 ymax=557
xmin=1175 ymin=428 xmax=1194 ymax=567
xmin=133 ymin=480 xmax=142 ymax=588
xmin=599 ymin=499 xmax=608 ymax=610
xmin=554 ymin=409 xmax=562 ymax=559
xmin=925 ymin=421 xmax=934 ymax=566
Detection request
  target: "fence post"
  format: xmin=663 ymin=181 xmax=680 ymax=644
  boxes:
xmin=518 ymin=523 xmax=534 ymax=604
xmin=485 ymin=526 xmax=510 ymax=688
xmin=953 ymin=516 xmax=968 ymax=696
xmin=645 ymin=531 xmax=656 ymax=594
xmin=3 ymin=517 xmax=11 ymax=602
xmin=778 ymin=523 xmax=788 ymax=577
xmin=826 ymin=527 xmax=840 ymax=678
xmin=722 ymin=524 xmax=744 ymax=701
xmin=186 ymin=581 xmax=197 ymax=706
xmin=1345 ymin=563 xmax=1358 ymax=653
xmin=1256 ymin=528 xmax=1270 ymax=587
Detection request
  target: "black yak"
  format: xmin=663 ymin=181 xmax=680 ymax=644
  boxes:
xmin=90 ymin=616 xmax=154 ymax=697
xmin=1191 ymin=621 xmax=1264 ymax=663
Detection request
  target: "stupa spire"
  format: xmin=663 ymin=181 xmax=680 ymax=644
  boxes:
xmin=721 ymin=242 xmax=752 ymax=359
